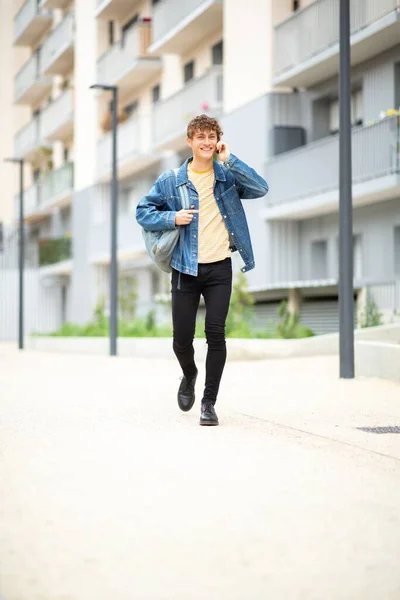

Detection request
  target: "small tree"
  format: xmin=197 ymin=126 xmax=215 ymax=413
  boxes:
xmin=225 ymin=272 xmax=254 ymax=336
xmin=358 ymin=290 xmax=383 ymax=328
xmin=118 ymin=277 xmax=138 ymax=321
xmin=275 ymin=300 xmax=314 ymax=339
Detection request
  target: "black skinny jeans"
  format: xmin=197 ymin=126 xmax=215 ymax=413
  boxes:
xmin=171 ymin=258 xmax=232 ymax=404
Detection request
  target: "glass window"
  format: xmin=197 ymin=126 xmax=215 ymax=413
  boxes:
xmin=311 ymin=240 xmax=328 ymax=279
xmin=212 ymin=41 xmax=223 ymax=65
xmin=152 ymin=84 xmax=160 ymax=104
xmin=184 ymin=60 xmax=194 ymax=84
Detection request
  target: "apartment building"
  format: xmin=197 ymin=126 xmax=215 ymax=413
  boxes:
xmin=1 ymin=0 xmax=399 ymax=339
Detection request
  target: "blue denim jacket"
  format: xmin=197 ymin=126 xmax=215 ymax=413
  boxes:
xmin=136 ymin=154 xmax=269 ymax=276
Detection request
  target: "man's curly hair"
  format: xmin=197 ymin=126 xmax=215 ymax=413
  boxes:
xmin=187 ymin=114 xmax=223 ymax=141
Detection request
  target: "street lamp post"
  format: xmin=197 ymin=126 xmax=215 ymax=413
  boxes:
xmin=4 ymin=157 xmax=25 ymax=350
xmin=339 ymin=0 xmax=355 ymax=379
xmin=90 ymin=84 xmax=119 ymax=356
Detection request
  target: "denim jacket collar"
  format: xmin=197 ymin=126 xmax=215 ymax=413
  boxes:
xmin=175 ymin=157 xmax=227 ymax=187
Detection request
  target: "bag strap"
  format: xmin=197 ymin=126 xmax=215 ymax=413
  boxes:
xmin=173 ymin=167 xmax=190 ymax=209
xmin=172 ymin=167 xmax=191 ymax=289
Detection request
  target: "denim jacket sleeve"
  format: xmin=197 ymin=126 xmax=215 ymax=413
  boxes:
xmin=223 ymin=154 xmax=269 ymax=199
xmin=136 ymin=177 xmax=177 ymax=232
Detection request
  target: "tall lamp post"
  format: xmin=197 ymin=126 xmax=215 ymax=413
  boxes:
xmin=4 ymin=157 xmax=25 ymax=350
xmin=90 ymin=84 xmax=119 ymax=357
xmin=339 ymin=0 xmax=355 ymax=378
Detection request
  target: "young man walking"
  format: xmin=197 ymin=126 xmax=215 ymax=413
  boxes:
xmin=136 ymin=115 xmax=268 ymax=426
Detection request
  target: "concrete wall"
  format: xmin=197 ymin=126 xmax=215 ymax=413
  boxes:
xmin=224 ymin=0 xmax=273 ymax=113
xmin=74 ymin=0 xmax=97 ymax=191
xmin=297 ymin=199 xmax=400 ymax=283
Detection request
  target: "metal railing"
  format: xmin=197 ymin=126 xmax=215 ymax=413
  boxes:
xmin=41 ymin=11 xmax=74 ymax=74
xmin=41 ymin=89 xmax=74 ymax=141
xmin=97 ymin=22 xmax=153 ymax=85
xmin=39 ymin=236 xmax=72 ymax=266
xmin=153 ymin=66 xmax=223 ymax=146
xmin=368 ymin=281 xmax=400 ymax=315
xmin=41 ymin=162 xmax=74 ymax=205
xmin=14 ymin=115 xmax=42 ymax=157
xmin=15 ymin=52 xmax=41 ymax=101
xmin=274 ymin=0 xmax=400 ymax=77
xmin=97 ymin=117 xmax=140 ymax=175
xmin=14 ymin=182 xmax=41 ymax=219
xmin=266 ymin=116 xmax=400 ymax=206
xmin=152 ymin=0 xmax=220 ymax=45
xmin=14 ymin=0 xmax=51 ymax=42
xmin=13 ymin=163 xmax=73 ymax=218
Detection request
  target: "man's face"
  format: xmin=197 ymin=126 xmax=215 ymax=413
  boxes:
xmin=187 ymin=129 xmax=218 ymax=160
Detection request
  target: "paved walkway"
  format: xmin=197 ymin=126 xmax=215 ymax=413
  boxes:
xmin=1 ymin=343 xmax=400 ymax=600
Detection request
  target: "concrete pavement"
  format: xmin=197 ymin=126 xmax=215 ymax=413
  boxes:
xmin=1 ymin=343 xmax=400 ymax=600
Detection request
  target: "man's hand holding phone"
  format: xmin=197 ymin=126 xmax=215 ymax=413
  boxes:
xmin=216 ymin=140 xmax=231 ymax=163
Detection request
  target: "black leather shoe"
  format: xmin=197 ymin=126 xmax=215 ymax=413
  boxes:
xmin=200 ymin=401 xmax=219 ymax=426
xmin=177 ymin=371 xmax=198 ymax=412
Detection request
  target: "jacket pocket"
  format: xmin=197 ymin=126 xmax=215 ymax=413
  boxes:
xmin=220 ymin=185 xmax=241 ymax=215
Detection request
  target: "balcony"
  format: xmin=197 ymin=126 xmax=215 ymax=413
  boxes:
xmin=39 ymin=0 xmax=71 ymax=8
xmin=153 ymin=66 xmax=223 ymax=150
xmin=149 ymin=0 xmax=222 ymax=55
xmin=97 ymin=115 xmax=156 ymax=181
xmin=273 ymin=0 xmax=400 ymax=87
xmin=14 ymin=0 xmax=52 ymax=46
xmin=14 ymin=115 xmax=44 ymax=160
xmin=16 ymin=163 xmax=74 ymax=222
xmin=97 ymin=22 xmax=161 ymax=93
xmin=14 ymin=50 xmax=52 ymax=105
xmin=263 ymin=116 xmax=400 ymax=220
xmin=41 ymin=12 xmax=75 ymax=76
xmin=41 ymin=89 xmax=74 ymax=142
xmin=95 ymin=0 xmax=140 ymax=20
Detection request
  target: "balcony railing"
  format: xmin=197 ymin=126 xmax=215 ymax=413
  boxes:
xmin=266 ymin=116 xmax=400 ymax=207
xmin=41 ymin=89 xmax=74 ymax=141
xmin=39 ymin=236 xmax=72 ymax=266
xmin=14 ymin=50 xmax=51 ymax=104
xmin=41 ymin=11 xmax=75 ymax=75
xmin=153 ymin=67 xmax=223 ymax=147
xmin=41 ymin=162 xmax=74 ymax=206
xmin=14 ymin=182 xmax=41 ymax=219
xmin=98 ymin=118 xmax=140 ymax=173
xmin=14 ymin=0 xmax=52 ymax=45
xmin=152 ymin=0 xmax=210 ymax=44
xmin=274 ymin=0 xmax=400 ymax=78
xmin=14 ymin=115 xmax=42 ymax=158
xmin=97 ymin=22 xmax=155 ymax=86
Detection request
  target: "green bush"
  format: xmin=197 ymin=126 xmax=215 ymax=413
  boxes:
xmin=40 ymin=278 xmax=314 ymax=340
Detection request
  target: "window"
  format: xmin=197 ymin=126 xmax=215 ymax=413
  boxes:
xmin=311 ymin=240 xmax=328 ymax=279
xmin=152 ymin=84 xmax=160 ymax=103
xmin=212 ymin=41 xmax=223 ymax=65
xmin=293 ymin=0 xmax=300 ymax=11
xmin=63 ymin=147 xmax=69 ymax=162
xmin=328 ymin=89 xmax=363 ymax=134
xmin=108 ymin=21 xmax=115 ymax=45
xmin=184 ymin=60 xmax=195 ymax=84
xmin=394 ymin=226 xmax=400 ymax=275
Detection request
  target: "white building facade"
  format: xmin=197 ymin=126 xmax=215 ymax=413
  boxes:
xmin=1 ymin=0 xmax=399 ymax=338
